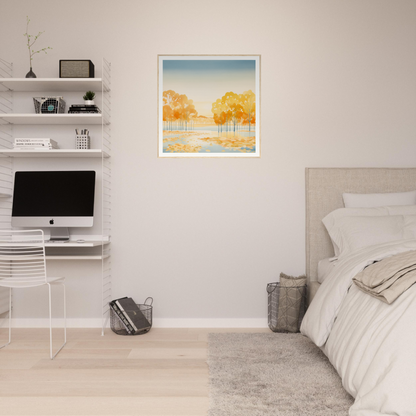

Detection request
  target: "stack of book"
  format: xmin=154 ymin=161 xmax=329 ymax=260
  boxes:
xmin=68 ymin=104 xmax=101 ymax=114
xmin=14 ymin=138 xmax=59 ymax=150
xmin=110 ymin=297 xmax=151 ymax=335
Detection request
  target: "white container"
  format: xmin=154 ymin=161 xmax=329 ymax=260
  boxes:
xmin=76 ymin=135 xmax=90 ymax=149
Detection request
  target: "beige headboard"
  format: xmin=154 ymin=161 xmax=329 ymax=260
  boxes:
xmin=306 ymin=167 xmax=416 ymax=283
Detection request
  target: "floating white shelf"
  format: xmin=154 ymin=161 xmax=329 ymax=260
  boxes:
xmin=0 ymin=149 xmax=110 ymax=158
xmin=0 ymin=113 xmax=104 ymax=125
xmin=46 ymin=254 xmax=110 ymax=261
xmin=0 ymin=78 xmax=109 ymax=92
xmin=1 ymin=241 xmax=110 ymax=248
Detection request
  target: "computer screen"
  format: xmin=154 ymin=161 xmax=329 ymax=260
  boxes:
xmin=12 ymin=171 xmax=96 ymax=230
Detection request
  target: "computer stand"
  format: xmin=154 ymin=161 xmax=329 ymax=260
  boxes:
xmin=50 ymin=228 xmax=70 ymax=241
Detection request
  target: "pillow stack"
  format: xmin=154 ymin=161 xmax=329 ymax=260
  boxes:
xmin=322 ymin=190 xmax=416 ymax=259
xmin=343 ymin=190 xmax=416 ymax=208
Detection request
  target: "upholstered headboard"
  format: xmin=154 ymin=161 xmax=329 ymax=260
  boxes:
xmin=305 ymin=168 xmax=416 ymax=283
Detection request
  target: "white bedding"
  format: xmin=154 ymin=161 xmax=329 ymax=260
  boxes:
xmin=301 ymin=239 xmax=416 ymax=416
xmin=317 ymin=257 xmax=336 ymax=283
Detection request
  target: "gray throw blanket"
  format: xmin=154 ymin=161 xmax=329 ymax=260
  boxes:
xmin=353 ymin=250 xmax=416 ymax=304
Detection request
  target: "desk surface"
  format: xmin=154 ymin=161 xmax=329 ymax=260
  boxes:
xmin=44 ymin=240 xmax=109 ymax=248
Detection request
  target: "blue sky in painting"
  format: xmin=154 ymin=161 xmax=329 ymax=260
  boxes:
xmin=164 ymin=60 xmax=255 ymax=73
xmin=162 ymin=59 xmax=256 ymax=116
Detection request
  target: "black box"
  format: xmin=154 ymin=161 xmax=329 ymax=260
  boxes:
xmin=59 ymin=60 xmax=95 ymax=78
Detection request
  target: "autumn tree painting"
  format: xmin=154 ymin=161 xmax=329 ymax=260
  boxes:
xmin=159 ymin=56 xmax=260 ymax=157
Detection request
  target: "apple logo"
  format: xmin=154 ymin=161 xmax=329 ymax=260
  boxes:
xmin=49 ymin=219 xmax=54 ymax=225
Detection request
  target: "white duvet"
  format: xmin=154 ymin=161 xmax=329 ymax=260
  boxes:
xmin=301 ymin=239 xmax=416 ymax=416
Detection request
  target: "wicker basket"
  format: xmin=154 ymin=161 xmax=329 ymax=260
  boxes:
xmin=33 ymin=96 xmax=66 ymax=114
xmin=267 ymin=282 xmax=306 ymax=333
xmin=110 ymin=297 xmax=153 ymax=336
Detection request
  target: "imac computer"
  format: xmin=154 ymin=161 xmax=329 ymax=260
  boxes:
xmin=12 ymin=171 xmax=96 ymax=241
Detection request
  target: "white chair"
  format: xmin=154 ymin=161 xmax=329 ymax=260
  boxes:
xmin=0 ymin=229 xmax=66 ymax=359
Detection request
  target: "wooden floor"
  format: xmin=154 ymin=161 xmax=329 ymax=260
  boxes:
xmin=0 ymin=327 xmax=268 ymax=416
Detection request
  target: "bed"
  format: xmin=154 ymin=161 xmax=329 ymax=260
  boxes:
xmin=301 ymin=168 xmax=416 ymax=416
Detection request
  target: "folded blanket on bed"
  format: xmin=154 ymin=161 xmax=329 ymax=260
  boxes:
xmin=353 ymin=249 xmax=416 ymax=304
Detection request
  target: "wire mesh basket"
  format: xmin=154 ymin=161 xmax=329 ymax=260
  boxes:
xmin=110 ymin=297 xmax=153 ymax=336
xmin=267 ymin=282 xmax=307 ymax=333
xmin=33 ymin=96 xmax=66 ymax=114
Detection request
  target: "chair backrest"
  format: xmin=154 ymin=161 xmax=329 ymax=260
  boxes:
xmin=0 ymin=229 xmax=47 ymax=286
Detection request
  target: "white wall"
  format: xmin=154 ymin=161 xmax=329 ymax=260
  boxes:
xmin=1 ymin=0 xmax=416 ymax=326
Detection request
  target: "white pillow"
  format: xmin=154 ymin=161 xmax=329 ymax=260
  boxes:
xmin=343 ymin=190 xmax=416 ymax=208
xmin=322 ymin=205 xmax=416 ymax=256
xmin=324 ymin=215 xmax=416 ymax=258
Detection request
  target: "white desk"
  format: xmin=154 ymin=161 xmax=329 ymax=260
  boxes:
xmin=44 ymin=240 xmax=109 ymax=248
xmin=43 ymin=240 xmax=110 ymax=260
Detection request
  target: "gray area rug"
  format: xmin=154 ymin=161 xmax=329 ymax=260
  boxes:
xmin=207 ymin=333 xmax=353 ymax=416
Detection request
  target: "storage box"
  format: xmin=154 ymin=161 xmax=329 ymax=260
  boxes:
xmin=59 ymin=60 xmax=95 ymax=78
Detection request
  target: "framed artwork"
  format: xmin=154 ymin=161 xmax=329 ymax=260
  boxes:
xmin=158 ymin=55 xmax=260 ymax=157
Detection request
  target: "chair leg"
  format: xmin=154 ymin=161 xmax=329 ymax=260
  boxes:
xmin=0 ymin=288 xmax=12 ymax=349
xmin=62 ymin=283 xmax=67 ymax=344
xmin=47 ymin=283 xmax=67 ymax=360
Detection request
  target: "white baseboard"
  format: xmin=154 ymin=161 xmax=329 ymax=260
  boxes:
xmin=0 ymin=318 xmax=104 ymax=328
xmin=152 ymin=318 xmax=268 ymax=328
xmin=0 ymin=318 xmax=268 ymax=329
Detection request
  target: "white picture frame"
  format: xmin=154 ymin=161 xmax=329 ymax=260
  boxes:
xmin=158 ymin=55 xmax=261 ymax=158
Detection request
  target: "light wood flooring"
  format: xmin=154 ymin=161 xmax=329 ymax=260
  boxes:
xmin=0 ymin=327 xmax=268 ymax=416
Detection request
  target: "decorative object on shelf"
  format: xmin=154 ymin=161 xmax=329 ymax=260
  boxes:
xmin=14 ymin=138 xmax=58 ymax=150
xmin=75 ymin=129 xmax=90 ymax=149
xmin=25 ymin=68 xmax=36 ymax=79
xmin=83 ymin=91 xmax=95 ymax=105
xmin=59 ymin=60 xmax=95 ymax=78
xmin=158 ymin=55 xmax=260 ymax=158
xmin=33 ymin=96 xmax=66 ymax=114
xmin=23 ymin=16 xmax=52 ymax=78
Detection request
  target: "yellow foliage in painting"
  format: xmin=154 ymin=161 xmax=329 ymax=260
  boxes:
xmin=211 ymin=90 xmax=256 ymax=133
xmin=165 ymin=143 xmax=202 ymax=153
xmin=162 ymin=86 xmax=256 ymax=153
xmin=199 ymin=135 xmax=255 ymax=150
xmin=163 ymin=90 xmax=198 ymax=131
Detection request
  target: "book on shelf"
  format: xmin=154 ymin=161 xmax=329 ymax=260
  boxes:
xmin=114 ymin=297 xmax=151 ymax=334
xmin=68 ymin=104 xmax=101 ymax=114
xmin=68 ymin=110 xmax=101 ymax=114
xmin=15 ymin=138 xmax=58 ymax=145
xmin=14 ymin=144 xmax=58 ymax=150
xmin=14 ymin=138 xmax=58 ymax=150
xmin=109 ymin=299 xmax=134 ymax=334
